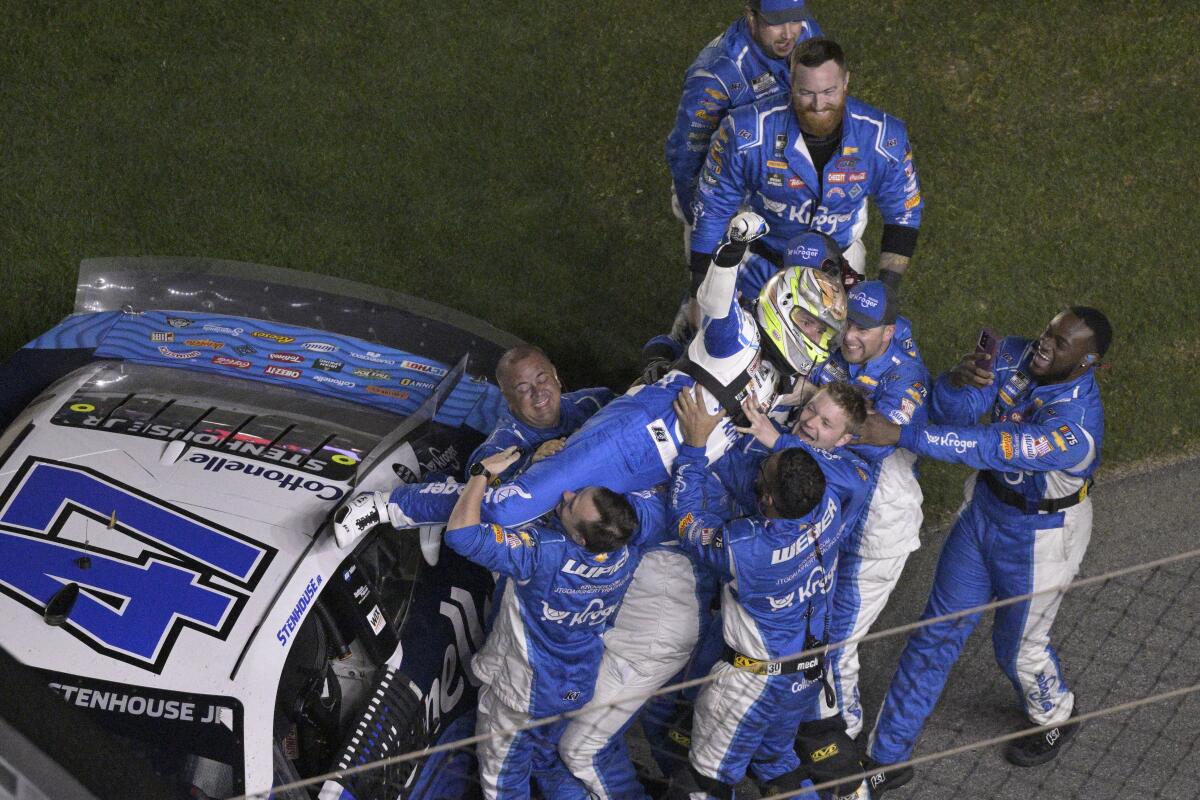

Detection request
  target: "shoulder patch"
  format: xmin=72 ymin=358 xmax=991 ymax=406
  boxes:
xmin=1057 ymin=425 xmax=1078 ymax=447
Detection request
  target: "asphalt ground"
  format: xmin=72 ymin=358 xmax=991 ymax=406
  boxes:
xmin=801 ymin=455 xmax=1200 ymax=799
xmin=836 ymin=454 xmax=1200 ymax=800
xmin=631 ymin=454 xmax=1200 ymax=799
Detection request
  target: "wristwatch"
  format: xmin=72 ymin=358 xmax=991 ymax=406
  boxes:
xmin=469 ymin=462 xmax=493 ymax=480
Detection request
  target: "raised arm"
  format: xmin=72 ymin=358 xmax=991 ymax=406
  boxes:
xmin=443 ymin=447 xmax=547 ymax=580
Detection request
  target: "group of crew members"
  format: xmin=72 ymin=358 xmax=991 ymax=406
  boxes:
xmin=335 ymin=2 xmax=1112 ymax=798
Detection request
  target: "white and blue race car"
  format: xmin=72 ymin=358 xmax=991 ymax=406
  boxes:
xmin=0 ymin=256 xmax=523 ymax=799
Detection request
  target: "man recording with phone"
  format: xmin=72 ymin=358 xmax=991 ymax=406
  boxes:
xmin=852 ymin=307 xmax=1112 ymax=794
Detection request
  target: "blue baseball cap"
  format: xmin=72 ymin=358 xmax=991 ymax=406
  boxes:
xmin=783 ymin=231 xmax=839 ymax=271
xmin=847 ymin=281 xmax=898 ymax=328
xmin=752 ymin=0 xmax=809 ymax=25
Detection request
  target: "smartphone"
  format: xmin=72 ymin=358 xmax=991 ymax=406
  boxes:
xmin=975 ymin=327 xmax=999 ymax=369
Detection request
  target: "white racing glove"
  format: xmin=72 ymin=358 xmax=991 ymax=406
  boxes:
xmin=713 ymin=211 xmax=769 ymax=268
xmin=333 ymin=491 xmax=391 ymax=549
xmin=728 ymin=210 xmax=769 ymax=244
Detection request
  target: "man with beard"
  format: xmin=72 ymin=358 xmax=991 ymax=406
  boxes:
xmin=856 ymin=308 xmax=1111 ymax=794
xmin=666 ymin=0 xmax=822 ymax=269
xmin=689 ymin=37 xmax=923 ymax=291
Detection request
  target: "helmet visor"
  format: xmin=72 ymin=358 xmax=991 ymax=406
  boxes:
xmin=789 ymin=305 xmax=839 ymax=353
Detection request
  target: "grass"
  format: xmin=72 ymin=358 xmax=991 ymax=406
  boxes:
xmin=2 ymin=1 xmax=1198 ymax=517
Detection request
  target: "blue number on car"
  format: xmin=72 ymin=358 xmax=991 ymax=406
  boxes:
xmin=0 ymin=458 xmax=276 ymax=673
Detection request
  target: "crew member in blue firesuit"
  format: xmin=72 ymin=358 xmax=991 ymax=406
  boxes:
xmin=558 ymin=381 xmax=873 ymax=800
xmin=666 ymin=0 xmax=822 ymax=265
xmin=858 ymin=307 xmax=1111 ymax=795
xmin=666 ymin=385 xmax=857 ymax=799
xmin=802 ymin=281 xmax=930 ymax=740
xmin=689 ymin=37 xmax=923 ymax=299
xmin=467 ymin=345 xmax=615 ymax=481
xmin=439 ymin=445 xmax=666 ymax=800
xmin=333 ymin=345 xmax=614 ymax=550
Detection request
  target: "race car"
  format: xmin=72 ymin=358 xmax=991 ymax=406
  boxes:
xmin=0 ymin=256 xmax=524 ymax=799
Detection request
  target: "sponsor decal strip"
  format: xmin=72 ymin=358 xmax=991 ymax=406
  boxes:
xmin=91 ymin=310 xmax=502 ymax=433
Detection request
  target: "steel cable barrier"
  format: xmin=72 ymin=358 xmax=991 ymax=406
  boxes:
xmin=233 ymin=546 xmax=1200 ymax=800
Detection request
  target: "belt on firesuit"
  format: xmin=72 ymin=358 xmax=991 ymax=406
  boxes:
xmin=721 ymin=644 xmax=837 ymax=705
xmin=722 ymin=644 xmax=818 ymax=676
xmin=750 ymin=240 xmax=784 ymax=269
xmin=982 ymin=471 xmax=1094 ymax=514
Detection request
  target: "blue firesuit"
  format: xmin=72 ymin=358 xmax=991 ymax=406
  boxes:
xmin=467 ymin=387 xmax=616 ymax=481
xmin=666 ymin=14 xmax=821 ymax=223
xmin=450 ymin=491 xmax=667 ymax=799
xmin=809 ymin=318 xmax=930 ymax=736
xmin=690 ymin=97 xmax=923 ymax=266
xmin=388 ymin=252 xmax=790 ymax=529
xmin=562 ymin=433 xmax=870 ymax=799
xmin=671 ymin=443 xmax=852 ymax=796
xmin=868 ymin=337 xmax=1104 ymax=765
xmin=556 ymin=529 xmax=722 ymax=800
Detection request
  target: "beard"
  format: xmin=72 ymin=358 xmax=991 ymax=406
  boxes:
xmin=795 ymin=102 xmax=845 ymax=137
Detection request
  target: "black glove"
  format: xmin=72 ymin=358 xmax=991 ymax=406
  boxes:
xmin=639 ymin=357 xmax=675 ymax=387
xmin=795 ymin=717 xmax=864 ymax=798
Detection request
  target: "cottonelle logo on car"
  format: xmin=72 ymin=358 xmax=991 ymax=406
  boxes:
xmin=312 ymin=375 xmax=356 ymax=389
xmin=186 ymin=453 xmax=346 ymax=501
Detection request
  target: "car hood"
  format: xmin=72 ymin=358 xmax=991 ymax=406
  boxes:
xmin=0 ymin=361 xmax=401 ymax=693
